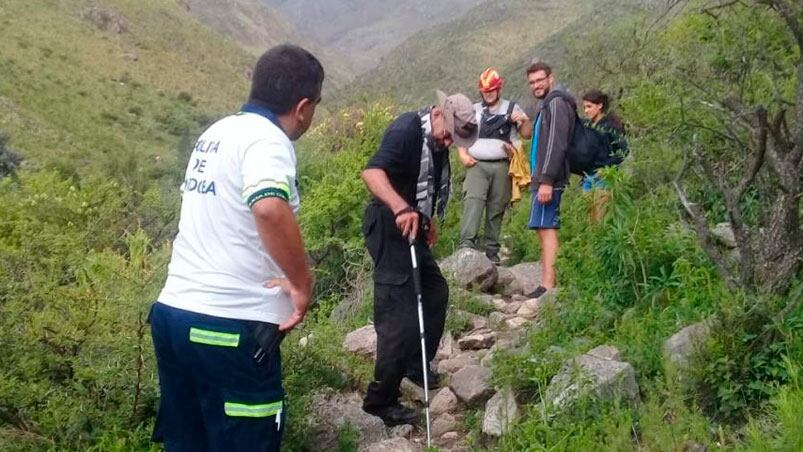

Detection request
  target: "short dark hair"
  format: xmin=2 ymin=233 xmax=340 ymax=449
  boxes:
xmin=248 ymin=44 xmax=324 ymax=114
xmin=526 ymin=62 xmax=552 ymax=76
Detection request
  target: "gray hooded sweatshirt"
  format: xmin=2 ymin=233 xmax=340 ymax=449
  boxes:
xmin=531 ymin=88 xmax=576 ymax=189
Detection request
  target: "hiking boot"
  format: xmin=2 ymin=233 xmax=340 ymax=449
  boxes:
xmin=524 ymin=285 xmax=547 ymax=299
xmin=404 ymin=368 xmax=441 ymax=389
xmin=363 ymin=403 xmax=418 ymax=427
xmin=485 ymin=251 xmax=501 ymax=265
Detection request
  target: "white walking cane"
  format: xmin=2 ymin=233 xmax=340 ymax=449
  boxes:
xmin=408 ymin=234 xmax=432 ymax=447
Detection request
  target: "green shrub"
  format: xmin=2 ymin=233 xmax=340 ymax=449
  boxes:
xmin=692 ymin=290 xmax=803 ymax=423
xmin=738 ymin=360 xmax=803 ymax=451
xmin=0 ymin=172 xmax=166 ymax=449
xmin=297 ymin=104 xmax=394 ymax=305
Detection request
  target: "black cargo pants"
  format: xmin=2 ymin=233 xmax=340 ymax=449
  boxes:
xmin=362 ymin=202 xmax=449 ymax=410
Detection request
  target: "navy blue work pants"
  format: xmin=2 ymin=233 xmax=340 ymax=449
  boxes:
xmin=149 ymin=302 xmax=284 ymax=452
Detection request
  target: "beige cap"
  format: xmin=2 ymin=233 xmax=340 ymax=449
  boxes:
xmin=436 ymin=90 xmax=478 ymax=149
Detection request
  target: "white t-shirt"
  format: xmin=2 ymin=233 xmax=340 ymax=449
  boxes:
xmin=467 ymin=99 xmax=526 ymax=161
xmin=158 ymin=111 xmax=299 ymax=324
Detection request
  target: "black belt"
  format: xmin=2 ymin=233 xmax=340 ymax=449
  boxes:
xmin=477 ymin=158 xmax=509 ymax=163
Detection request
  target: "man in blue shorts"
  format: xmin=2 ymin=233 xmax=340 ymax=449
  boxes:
xmin=149 ymin=45 xmax=323 ymax=452
xmin=526 ymin=62 xmax=574 ymax=298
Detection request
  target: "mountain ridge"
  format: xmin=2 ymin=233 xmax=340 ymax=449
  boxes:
xmin=334 ymin=0 xmax=658 ymax=109
xmin=261 ymin=0 xmax=488 ymax=74
xmin=182 ymin=0 xmax=355 ymax=91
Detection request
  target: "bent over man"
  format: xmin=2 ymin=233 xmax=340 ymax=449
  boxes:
xmin=361 ymin=91 xmax=478 ymax=426
xmin=150 ymin=45 xmax=323 ymax=452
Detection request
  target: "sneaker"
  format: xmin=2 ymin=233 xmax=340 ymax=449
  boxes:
xmin=404 ymin=368 xmax=441 ymax=389
xmin=524 ymin=285 xmax=547 ymax=299
xmin=485 ymin=251 xmax=501 ymax=265
xmin=363 ymin=403 xmax=418 ymax=426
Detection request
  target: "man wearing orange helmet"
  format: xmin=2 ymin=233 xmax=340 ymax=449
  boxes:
xmin=458 ymin=67 xmax=533 ymax=264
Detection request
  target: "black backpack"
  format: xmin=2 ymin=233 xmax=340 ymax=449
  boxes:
xmin=567 ymin=114 xmax=608 ymax=175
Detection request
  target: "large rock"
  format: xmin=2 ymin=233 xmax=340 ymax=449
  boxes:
xmin=360 ymin=437 xmax=420 ymax=452
xmin=493 ymin=299 xmax=523 ymax=315
xmin=663 ymin=320 xmax=712 ymax=369
xmin=438 ymin=431 xmax=460 ymax=444
xmin=497 ymin=262 xmax=542 ymax=296
xmin=545 ymin=346 xmax=639 ymax=410
xmin=516 ymin=298 xmax=541 ymax=319
xmin=437 ymin=356 xmax=480 ymax=374
xmin=455 ymin=310 xmax=488 ymax=330
xmin=430 ymin=387 xmax=459 ymax=416
xmin=343 ymin=325 xmax=377 ymax=358
xmin=310 ymin=392 xmax=388 ymax=450
xmin=389 ymin=424 xmax=414 ymax=438
xmin=711 ymin=222 xmax=737 ymax=248
xmin=458 ymin=329 xmax=497 ymax=350
xmin=516 ymin=289 xmax=557 ymax=319
xmin=432 ymin=413 xmax=458 ymax=437
xmin=436 ymin=331 xmax=458 ymax=361
xmin=450 ymin=365 xmax=493 ymax=405
xmin=493 ymin=266 xmax=516 ymax=294
xmin=587 ymin=345 xmax=622 ymax=361
xmin=440 ymin=248 xmax=498 ymax=292
xmin=482 ymin=387 xmax=519 ymax=436
xmin=505 ymin=317 xmax=528 ymax=330
xmin=488 ymin=311 xmax=510 ymax=329
xmin=400 ymin=378 xmax=438 ymax=404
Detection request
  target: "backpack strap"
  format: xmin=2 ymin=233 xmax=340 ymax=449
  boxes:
xmin=506 ymin=100 xmax=515 ymax=118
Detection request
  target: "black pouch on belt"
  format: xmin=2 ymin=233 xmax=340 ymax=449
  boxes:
xmin=252 ymin=322 xmax=285 ymax=364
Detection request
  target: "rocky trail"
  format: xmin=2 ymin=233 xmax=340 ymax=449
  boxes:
xmin=307 ymin=248 xmax=710 ymax=451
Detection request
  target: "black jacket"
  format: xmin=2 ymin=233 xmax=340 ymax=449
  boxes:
xmin=589 ymin=115 xmax=629 ymax=169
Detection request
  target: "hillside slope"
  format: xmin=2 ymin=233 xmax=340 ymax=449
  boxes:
xmin=0 ymin=0 xmax=257 ymax=179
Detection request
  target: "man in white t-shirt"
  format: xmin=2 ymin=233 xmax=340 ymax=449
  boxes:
xmin=458 ymin=68 xmax=532 ymax=264
xmin=149 ymin=44 xmax=323 ymax=452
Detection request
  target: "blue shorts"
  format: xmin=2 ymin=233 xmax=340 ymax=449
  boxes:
xmin=149 ymin=302 xmax=285 ymax=452
xmin=528 ymin=188 xmax=563 ymax=229
xmin=581 ymin=172 xmax=607 ymax=192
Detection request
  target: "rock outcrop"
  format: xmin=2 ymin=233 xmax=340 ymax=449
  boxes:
xmin=545 ymin=346 xmax=639 ymax=410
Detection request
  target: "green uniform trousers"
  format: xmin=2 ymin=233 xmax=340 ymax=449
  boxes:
xmin=459 ymin=160 xmax=511 ymax=255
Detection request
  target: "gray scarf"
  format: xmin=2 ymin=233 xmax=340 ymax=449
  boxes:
xmin=416 ymin=108 xmax=451 ymax=221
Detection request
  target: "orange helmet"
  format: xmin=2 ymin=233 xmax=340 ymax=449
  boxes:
xmin=478 ymin=67 xmax=503 ymax=93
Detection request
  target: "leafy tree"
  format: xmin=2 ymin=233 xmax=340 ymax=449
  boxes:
xmin=672 ymin=0 xmax=802 ymax=295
